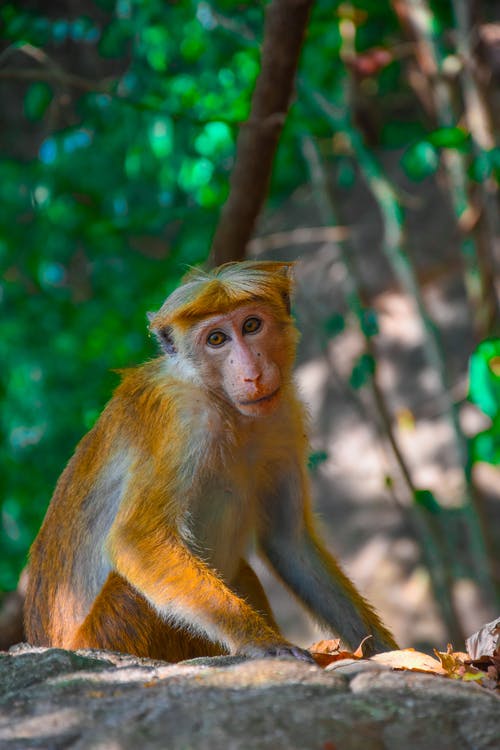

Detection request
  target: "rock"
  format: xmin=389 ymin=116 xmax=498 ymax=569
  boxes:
xmin=0 ymin=645 xmax=498 ymax=749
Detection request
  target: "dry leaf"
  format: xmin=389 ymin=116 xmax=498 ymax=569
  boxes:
xmin=311 ymin=651 xmax=357 ymax=668
xmin=355 ymin=635 xmax=377 ymax=658
xmin=308 ymin=638 xmax=360 ymax=668
xmin=371 ymin=648 xmax=446 ymax=675
xmin=434 ymin=644 xmax=469 ymax=678
xmin=308 ymin=638 xmax=342 ymax=654
xmin=466 ymin=618 xmax=500 ymax=660
xmin=434 ymin=643 xmax=499 ymax=689
xmin=308 ymin=637 xmax=500 ymax=687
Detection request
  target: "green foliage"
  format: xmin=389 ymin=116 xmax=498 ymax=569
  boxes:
xmin=468 ymin=148 xmax=500 ymax=183
xmin=402 ymin=127 xmax=472 ymax=182
xmin=349 ymin=353 xmax=376 ymax=390
xmin=0 ymin=0 xmax=495 ymax=592
xmin=24 ymin=83 xmax=53 ymax=121
xmin=359 ymin=309 xmax=379 ymax=338
xmin=308 ymin=450 xmax=329 ymax=471
xmin=323 ymin=312 xmax=345 ymax=338
xmin=401 ymin=141 xmax=439 ymax=181
xmin=468 ymin=339 xmax=500 ymax=465
xmin=413 ymin=489 xmax=442 ymax=515
xmin=427 ymin=126 xmax=470 ymax=150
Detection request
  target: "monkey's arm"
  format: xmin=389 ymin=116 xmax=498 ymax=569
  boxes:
xmin=107 ymin=496 xmax=312 ymax=661
xmin=258 ymin=468 xmax=398 ymax=654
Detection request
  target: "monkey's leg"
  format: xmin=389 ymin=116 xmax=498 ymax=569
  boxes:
xmin=71 ymin=572 xmax=224 ymax=662
xmin=231 ymin=560 xmax=281 ymax=633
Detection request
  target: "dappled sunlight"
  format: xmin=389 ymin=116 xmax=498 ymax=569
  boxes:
xmin=1 ymin=0 xmax=498 ymax=663
xmin=0 ymin=708 xmax=82 ymax=742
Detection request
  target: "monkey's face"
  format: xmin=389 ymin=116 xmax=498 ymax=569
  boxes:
xmin=191 ymin=303 xmax=295 ymax=417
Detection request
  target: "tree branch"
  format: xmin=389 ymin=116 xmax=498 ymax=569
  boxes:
xmin=0 ymin=43 xmax=110 ymax=92
xmin=209 ymin=0 xmax=315 ymax=266
xmin=0 ymin=67 xmax=109 ymax=92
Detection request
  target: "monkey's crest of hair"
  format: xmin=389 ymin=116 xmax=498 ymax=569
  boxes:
xmin=148 ymin=260 xmax=294 ymax=331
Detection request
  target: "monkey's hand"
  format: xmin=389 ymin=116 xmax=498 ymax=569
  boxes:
xmin=237 ymin=642 xmax=315 ymax=664
xmin=110 ymin=522 xmax=317 ymax=663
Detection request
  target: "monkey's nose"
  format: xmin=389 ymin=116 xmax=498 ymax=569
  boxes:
xmin=243 ymin=371 xmax=262 ymax=383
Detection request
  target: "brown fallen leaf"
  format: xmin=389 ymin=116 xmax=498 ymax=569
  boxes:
xmin=434 ymin=643 xmax=470 ymax=678
xmin=309 ymin=638 xmax=342 ymax=654
xmin=308 ymin=637 xmax=499 ymax=687
xmin=371 ymin=648 xmax=447 ymax=675
xmin=431 ymin=643 xmax=499 ymax=689
xmin=308 ymin=638 xmax=360 ymax=668
xmin=310 ymin=651 xmax=358 ymax=668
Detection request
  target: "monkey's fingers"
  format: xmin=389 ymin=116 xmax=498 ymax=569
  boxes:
xmin=236 ymin=640 xmax=315 ymax=663
xmin=270 ymin=646 xmax=316 ymax=664
xmin=262 ymin=644 xmax=316 ymax=664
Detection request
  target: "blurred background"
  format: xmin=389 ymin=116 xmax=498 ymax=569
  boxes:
xmin=1 ymin=0 xmax=499 ymax=652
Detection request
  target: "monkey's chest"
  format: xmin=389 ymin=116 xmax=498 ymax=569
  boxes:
xmin=183 ymin=474 xmax=257 ymax=581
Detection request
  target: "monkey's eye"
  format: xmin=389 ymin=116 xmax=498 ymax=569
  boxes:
xmin=242 ymin=317 xmax=262 ymax=335
xmin=207 ymin=330 xmax=227 ymax=347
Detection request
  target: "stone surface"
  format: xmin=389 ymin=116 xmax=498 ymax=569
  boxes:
xmin=0 ymin=645 xmax=498 ymax=749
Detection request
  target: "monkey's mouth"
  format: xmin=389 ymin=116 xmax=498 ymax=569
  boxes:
xmin=238 ymin=388 xmax=280 ymax=407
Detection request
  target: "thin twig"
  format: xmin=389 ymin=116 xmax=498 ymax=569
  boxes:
xmin=248 ymin=226 xmax=349 ymax=254
xmin=302 ymin=134 xmax=465 ymax=642
xmin=0 ymin=67 xmax=109 ymax=92
xmin=0 ymin=42 xmax=110 ymax=92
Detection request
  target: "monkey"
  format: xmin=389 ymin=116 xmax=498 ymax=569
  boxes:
xmin=24 ymin=260 xmax=397 ymax=662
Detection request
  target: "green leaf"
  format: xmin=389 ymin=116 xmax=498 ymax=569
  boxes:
xmin=468 ymin=339 xmax=500 ymax=419
xmin=380 ymin=120 xmax=427 ymax=148
xmin=194 ymin=122 xmax=232 ymax=158
xmin=178 ymin=158 xmax=214 ymax=192
xmin=180 ymin=21 xmax=207 ymax=61
xmin=360 ymin=308 xmax=379 ymax=337
xmin=349 ymin=353 xmax=375 ymax=389
xmin=468 ymin=150 xmax=494 ymax=182
xmin=99 ymin=19 xmax=133 ymax=58
xmin=140 ymin=24 xmax=171 ymax=71
xmin=490 ymin=147 xmax=500 ymax=180
xmin=336 ymin=157 xmax=356 ymax=188
xmin=323 ymin=312 xmax=345 ymax=338
xmin=413 ymin=489 xmax=442 ymax=514
xmin=148 ymin=117 xmax=174 ymax=159
xmin=428 ymin=126 xmax=470 ymax=150
xmin=471 ymin=426 xmax=500 ymax=465
xmin=308 ymin=450 xmax=328 ymax=470
xmin=24 ymin=82 xmax=53 ymax=121
xmin=401 ymin=141 xmax=439 ymax=181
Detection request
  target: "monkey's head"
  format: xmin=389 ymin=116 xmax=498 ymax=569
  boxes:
xmin=148 ymin=261 xmax=298 ymax=417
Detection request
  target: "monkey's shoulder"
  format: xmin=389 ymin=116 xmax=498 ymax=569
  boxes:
xmin=115 ymin=357 xmax=236 ymax=412
xmin=104 ymin=360 xmax=308 ymax=465
xmin=108 ymin=359 xmax=226 ymax=443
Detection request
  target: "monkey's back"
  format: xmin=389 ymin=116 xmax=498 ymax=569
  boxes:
xmin=23 ymin=364 xmax=166 ymax=647
xmin=24 ymin=408 xmax=127 ymax=645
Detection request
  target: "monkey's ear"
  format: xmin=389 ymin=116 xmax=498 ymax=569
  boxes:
xmin=153 ymin=325 xmax=177 ymax=356
xmin=277 ymin=263 xmax=294 ymax=279
xmin=146 ymin=311 xmax=155 ymax=324
xmin=276 ymin=264 xmax=294 ymax=314
xmin=282 ymin=292 xmax=291 ymax=315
